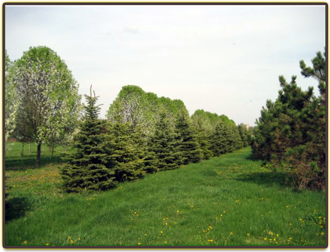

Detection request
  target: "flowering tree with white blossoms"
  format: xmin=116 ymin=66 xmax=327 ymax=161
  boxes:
xmin=13 ymin=46 xmax=81 ymax=165
xmin=4 ymin=50 xmax=18 ymax=150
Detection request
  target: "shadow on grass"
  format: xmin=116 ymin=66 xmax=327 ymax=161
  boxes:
xmin=5 ymin=155 xmax=65 ymax=170
xmin=245 ymin=152 xmax=259 ymax=161
xmin=5 ymin=197 xmax=33 ymax=223
xmin=235 ymin=170 xmax=297 ymax=191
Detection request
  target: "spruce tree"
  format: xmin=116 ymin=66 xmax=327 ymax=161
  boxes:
xmin=190 ymin=115 xmax=212 ymax=160
xmin=195 ymin=129 xmax=212 ymax=160
xmin=107 ymin=105 xmax=145 ymax=182
xmin=61 ymin=89 xmax=116 ymax=193
xmin=238 ymin=124 xmax=249 ymax=147
xmin=174 ymin=110 xmax=202 ymax=164
xmin=149 ymin=112 xmax=179 ymax=171
xmin=210 ymin=121 xmax=230 ymax=156
xmin=229 ymin=125 xmax=243 ymax=151
xmin=108 ymin=122 xmax=145 ymax=182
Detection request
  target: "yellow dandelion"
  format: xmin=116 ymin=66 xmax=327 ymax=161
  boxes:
xmin=45 ymin=242 xmax=50 ymax=246
xmin=223 ymin=210 xmax=226 ymax=213
xmin=165 ymin=222 xmax=168 ymax=226
xmin=263 ymin=237 xmax=267 ymax=241
xmin=321 ymin=232 xmax=325 ymax=236
xmin=70 ymin=240 xmax=74 ymax=244
xmin=160 ymin=231 xmax=163 ymax=234
xmin=68 ymin=236 xmax=72 ymax=239
xmin=208 ymin=239 xmax=214 ymax=242
xmin=137 ymin=242 xmax=141 ymax=245
xmin=220 ymin=214 xmax=223 ymax=217
xmin=23 ymin=241 xmax=28 ymax=245
xmin=230 ymin=231 xmax=234 ymax=235
xmin=247 ymin=233 xmax=250 ymax=237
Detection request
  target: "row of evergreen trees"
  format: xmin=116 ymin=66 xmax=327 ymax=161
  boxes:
xmin=250 ymin=50 xmax=326 ymax=190
xmin=62 ymin=88 xmax=249 ymax=192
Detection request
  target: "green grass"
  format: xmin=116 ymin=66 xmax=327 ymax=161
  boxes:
xmin=5 ymin=142 xmax=70 ymax=169
xmin=5 ymin=147 xmax=326 ymax=247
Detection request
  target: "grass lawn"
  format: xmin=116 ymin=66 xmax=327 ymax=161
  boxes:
xmin=4 ymin=146 xmax=326 ymax=247
xmin=5 ymin=142 xmax=69 ymax=169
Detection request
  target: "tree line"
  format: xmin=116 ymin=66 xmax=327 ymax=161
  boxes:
xmin=62 ymin=85 xmax=251 ymax=192
xmin=5 ymin=46 xmax=251 ymax=192
xmin=251 ymin=50 xmax=326 ymax=190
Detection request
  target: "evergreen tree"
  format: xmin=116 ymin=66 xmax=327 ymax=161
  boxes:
xmin=230 ymin=125 xmax=243 ymax=151
xmin=194 ymin=128 xmax=212 ymax=160
xmin=238 ymin=124 xmax=249 ymax=147
xmin=108 ymin=121 xmax=145 ymax=182
xmin=61 ymin=89 xmax=116 ymax=192
xmin=106 ymin=98 xmax=145 ymax=182
xmin=149 ymin=112 xmax=179 ymax=171
xmin=174 ymin=110 xmax=202 ymax=164
xmin=209 ymin=121 xmax=230 ymax=156
xmin=251 ymin=50 xmax=326 ymax=190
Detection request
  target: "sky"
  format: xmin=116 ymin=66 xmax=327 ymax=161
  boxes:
xmin=5 ymin=4 xmax=326 ymax=126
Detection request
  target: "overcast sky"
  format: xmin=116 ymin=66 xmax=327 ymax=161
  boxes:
xmin=5 ymin=4 xmax=326 ymax=126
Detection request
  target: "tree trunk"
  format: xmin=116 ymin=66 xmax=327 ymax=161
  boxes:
xmin=21 ymin=143 xmax=25 ymax=157
xmin=36 ymin=143 xmax=42 ymax=166
xmin=51 ymin=146 xmax=55 ymax=157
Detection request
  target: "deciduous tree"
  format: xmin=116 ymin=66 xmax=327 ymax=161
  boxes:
xmin=13 ymin=46 xmax=81 ymax=165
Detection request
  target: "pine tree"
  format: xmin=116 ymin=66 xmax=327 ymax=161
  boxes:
xmin=174 ymin=110 xmax=202 ymax=164
xmin=61 ymin=89 xmax=116 ymax=193
xmin=149 ymin=112 xmax=179 ymax=171
xmin=251 ymin=50 xmax=326 ymax=190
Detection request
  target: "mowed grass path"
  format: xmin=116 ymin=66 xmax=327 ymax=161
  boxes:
xmin=5 ymin=147 xmax=326 ymax=247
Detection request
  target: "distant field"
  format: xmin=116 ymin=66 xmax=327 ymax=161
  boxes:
xmin=5 ymin=142 xmax=70 ymax=169
xmin=4 ymin=147 xmax=326 ymax=247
